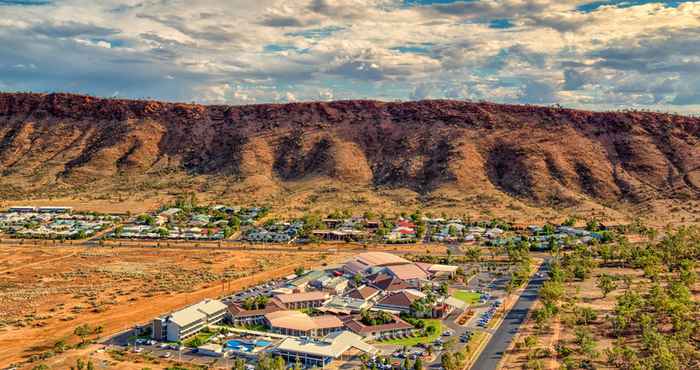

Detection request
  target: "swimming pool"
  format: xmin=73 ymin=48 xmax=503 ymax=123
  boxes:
xmin=225 ymin=340 xmax=254 ymax=352
xmin=225 ymin=339 xmax=271 ymax=352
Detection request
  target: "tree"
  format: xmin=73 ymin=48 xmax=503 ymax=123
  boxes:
xmin=353 ymin=273 xmax=363 ymax=286
xmin=231 ymin=357 xmax=247 ymax=370
xmin=413 ymin=357 xmax=423 ymax=370
xmin=523 ymin=335 xmax=537 ymax=350
xmin=563 ymin=217 xmax=576 ymax=226
xmin=440 ymin=352 xmax=456 ymax=370
xmin=465 ymin=246 xmax=481 ymax=262
xmin=73 ymin=324 xmax=93 ymax=345
xmin=294 ymin=266 xmax=305 ymax=276
xmin=539 ymin=280 xmax=564 ymax=307
xmin=293 ymin=357 xmax=303 ymax=370
xmin=585 ymin=219 xmax=599 ymax=232
xmin=597 ymin=274 xmax=617 ymax=298
xmin=574 ymin=306 xmax=597 ymax=325
xmin=438 ymin=282 xmax=449 ymax=297
xmin=575 ymin=328 xmax=598 ymax=357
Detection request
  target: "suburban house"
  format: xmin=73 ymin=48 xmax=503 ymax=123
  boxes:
xmin=271 ymin=291 xmax=330 ymax=310
xmin=152 ymin=299 xmax=227 ymax=342
xmin=37 ymin=206 xmax=73 ymax=213
xmin=273 ymin=331 xmax=377 ymax=368
xmin=343 ymin=314 xmax=415 ymax=340
xmin=8 ymin=206 xmax=37 ymax=213
xmin=264 ymin=310 xmax=344 ymax=337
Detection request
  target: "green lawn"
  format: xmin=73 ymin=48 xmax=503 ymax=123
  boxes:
xmin=183 ymin=331 xmax=216 ymax=348
xmin=453 ymin=290 xmax=482 ymax=305
xmin=381 ymin=319 xmax=442 ymax=347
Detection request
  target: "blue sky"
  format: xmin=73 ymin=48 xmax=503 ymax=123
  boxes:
xmin=0 ymin=0 xmax=699 ymax=112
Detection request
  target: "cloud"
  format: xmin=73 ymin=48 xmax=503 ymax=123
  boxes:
xmin=562 ymin=68 xmax=586 ymax=90
xmin=29 ymin=21 xmax=119 ymax=38
xmin=260 ymin=15 xmax=306 ymax=28
xmin=410 ymin=83 xmax=433 ymax=100
xmin=0 ymin=0 xmax=51 ymax=5
xmin=0 ymin=0 xmax=697 ymax=113
xmin=519 ymin=80 xmax=558 ymax=104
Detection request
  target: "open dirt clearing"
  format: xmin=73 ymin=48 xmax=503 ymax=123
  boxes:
xmin=0 ymin=245 xmax=350 ymax=367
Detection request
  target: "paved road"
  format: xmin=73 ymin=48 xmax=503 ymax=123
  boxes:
xmin=471 ymin=262 xmax=550 ymax=370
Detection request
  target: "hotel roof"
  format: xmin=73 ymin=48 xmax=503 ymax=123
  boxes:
xmin=194 ymin=299 xmax=227 ymax=315
xmin=228 ymin=299 xmax=285 ymax=317
xmin=376 ymin=291 xmax=421 ymax=308
xmin=169 ymin=306 xmax=206 ymax=327
xmin=369 ymin=274 xmax=410 ymax=292
xmin=346 ymin=285 xmax=379 ymax=300
xmin=276 ymin=331 xmax=377 ymax=358
xmin=354 ymin=252 xmax=410 ymax=266
xmin=265 ymin=310 xmax=343 ymax=332
xmin=385 ymin=264 xmax=429 ymax=281
xmin=273 ymin=291 xmax=329 ymax=304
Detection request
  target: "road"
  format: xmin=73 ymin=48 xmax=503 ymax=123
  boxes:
xmin=470 ymin=261 xmax=549 ymax=370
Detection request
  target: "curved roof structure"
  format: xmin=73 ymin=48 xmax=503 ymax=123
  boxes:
xmin=344 ymin=252 xmax=410 ymax=275
xmin=265 ymin=310 xmax=343 ymax=332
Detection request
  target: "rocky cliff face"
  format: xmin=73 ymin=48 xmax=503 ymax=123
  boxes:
xmin=0 ymin=92 xmax=698 ymax=208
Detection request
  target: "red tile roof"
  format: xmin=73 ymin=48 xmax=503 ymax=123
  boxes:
xmin=346 ymin=286 xmax=379 ymax=300
xmin=376 ymin=291 xmax=421 ymax=308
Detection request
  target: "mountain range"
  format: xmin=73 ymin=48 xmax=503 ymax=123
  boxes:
xmin=1 ymin=92 xmax=698 ymax=223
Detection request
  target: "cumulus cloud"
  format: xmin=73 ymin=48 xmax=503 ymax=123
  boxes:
xmin=0 ymin=0 xmax=697 ymax=112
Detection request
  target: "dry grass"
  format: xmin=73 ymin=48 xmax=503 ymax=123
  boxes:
xmin=0 ymin=245 xmax=350 ymax=367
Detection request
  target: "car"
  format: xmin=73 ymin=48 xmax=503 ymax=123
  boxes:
xmin=162 ymin=352 xmax=171 ymax=358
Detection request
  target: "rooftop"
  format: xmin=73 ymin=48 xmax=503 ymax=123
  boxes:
xmin=275 ymin=331 xmax=377 ymax=358
xmin=385 ymin=264 xmax=429 ymax=281
xmin=169 ymin=306 xmax=206 ymax=327
xmin=376 ymin=291 xmax=421 ymax=308
xmin=346 ymin=285 xmax=379 ymax=300
xmin=265 ymin=310 xmax=343 ymax=332
xmin=273 ymin=291 xmax=330 ymax=304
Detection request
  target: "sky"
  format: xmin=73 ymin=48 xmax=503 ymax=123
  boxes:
xmin=1 ymin=0 xmax=699 ymax=112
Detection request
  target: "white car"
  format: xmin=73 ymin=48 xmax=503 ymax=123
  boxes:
xmin=133 ymin=347 xmax=143 ymax=353
xmin=162 ymin=352 xmax=171 ymax=358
